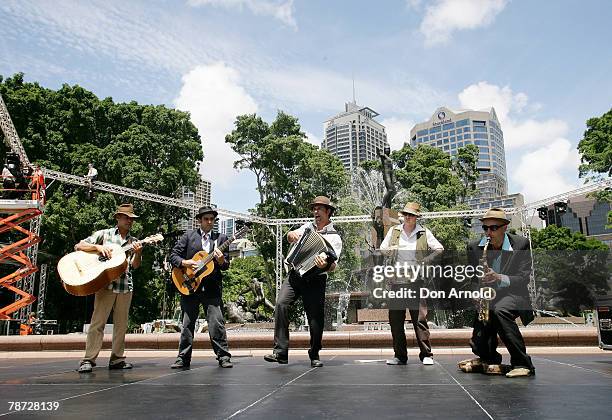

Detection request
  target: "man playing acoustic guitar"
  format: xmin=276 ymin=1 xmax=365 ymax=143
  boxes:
xmin=169 ymin=206 xmax=233 ymax=369
xmin=76 ymin=203 xmax=143 ymax=373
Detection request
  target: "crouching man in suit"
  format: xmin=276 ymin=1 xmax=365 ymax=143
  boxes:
xmin=459 ymin=208 xmax=535 ymax=378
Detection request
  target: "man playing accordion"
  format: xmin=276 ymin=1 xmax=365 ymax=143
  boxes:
xmin=265 ymin=196 xmax=342 ymax=367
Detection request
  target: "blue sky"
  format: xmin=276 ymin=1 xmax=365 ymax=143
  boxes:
xmin=1 ymin=0 xmax=611 ymax=212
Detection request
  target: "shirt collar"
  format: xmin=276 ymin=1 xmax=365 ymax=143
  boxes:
xmin=114 ymin=227 xmax=132 ymax=243
xmin=312 ymin=221 xmax=335 ymax=233
xmin=403 ymin=223 xmax=425 ymax=239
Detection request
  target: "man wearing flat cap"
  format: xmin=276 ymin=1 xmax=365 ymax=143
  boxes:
xmin=76 ymin=203 xmax=143 ymax=373
xmin=459 ymin=208 xmax=535 ymax=378
xmin=169 ymin=206 xmax=233 ymax=369
xmin=380 ymin=202 xmax=444 ymax=366
xmin=265 ymin=196 xmax=343 ymax=367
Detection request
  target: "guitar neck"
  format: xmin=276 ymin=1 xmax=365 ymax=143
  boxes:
xmin=201 ymin=229 xmax=247 ymax=263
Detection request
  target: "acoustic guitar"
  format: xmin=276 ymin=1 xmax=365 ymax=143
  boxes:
xmin=58 ymin=234 xmax=164 ymax=296
xmin=172 ymin=226 xmax=249 ymax=295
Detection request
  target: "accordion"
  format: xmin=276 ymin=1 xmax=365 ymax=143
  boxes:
xmin=285 ymin=227 xmax=337 ymax=277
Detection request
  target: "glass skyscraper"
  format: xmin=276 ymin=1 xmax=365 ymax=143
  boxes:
xmin=410 ymin=107 xmax=508 ymax=203
xmin=322 ymin=101 xmax=389 ymax=173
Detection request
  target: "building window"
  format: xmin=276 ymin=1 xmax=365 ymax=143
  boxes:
xmin=430 ymin=126 xmax=441 ymax=133
xmin=449 ymin=130 xmax=456 ymax=136
xmin=456 ymin=119 xmax=470 ymax=127
xmin=457 ymin=135 xmax=463 ymax=141
xmin=474 ymin=133 xmax=488 ymax=139
xmin=443 ymin=131 xmax=449 ymax=137
xmin=473 ymin=120 xmax=486 ymax=127
xmin=474 ymin=126 xmax=487 ymax=133
xmin=436 ymin=133 xmax=442 ymax=139
xmin=464 ymin=133 xmax=471 ymax=139
xmin=443 ymin=122 xmax=455 ymax=130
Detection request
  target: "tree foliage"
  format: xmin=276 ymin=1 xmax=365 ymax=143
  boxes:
xmin=226 ymin=112 xmax=349 ymax=264
xmin=531 ymin=225 xmax=609 ymax=315
xmin=0 ymin=73 xmax=203 ymax=329
xmin=578 ymin=108 xmax=612 ymax=178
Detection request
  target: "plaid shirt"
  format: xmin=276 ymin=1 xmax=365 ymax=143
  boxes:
xmin=83 ymin=227 xmax=135 ymax=293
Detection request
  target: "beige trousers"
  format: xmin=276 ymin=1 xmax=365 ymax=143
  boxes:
xmin=82 ymin=288 xmax=133 ymax=365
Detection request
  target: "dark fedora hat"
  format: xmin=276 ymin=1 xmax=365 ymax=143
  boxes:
xmin=114 ymin=203 xmax=139 ymax=218
xmin=195 ymin=206 xmax=218 ymax=219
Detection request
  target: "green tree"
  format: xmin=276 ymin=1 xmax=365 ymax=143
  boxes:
xmin=223 ymin=256 xmax=274 ymax=317
xmin=577 ymin=108 xmax=612 ymax=227
xmin=0 ymin=73 xmax=203 ymax=329
xmin=578 ymin=108 xmax=612 ymax=178
xmin=389 ymin=144 xmax=476 ymax=249
xmin=531 ymin=225 xmax=609 ymax=315
xmin=226 ymin=111 xmax=348 ymax=262
xmin=454 ymin=144 xmax=479 ymax=204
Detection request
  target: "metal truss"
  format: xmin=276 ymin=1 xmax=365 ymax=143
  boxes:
xmin=36 ymin=264 xmax=48 ymax=320
xmin=0 ymin=94 xmax=31 ymax=167
xmin=18 ymin=216 xmax=41 ymax=319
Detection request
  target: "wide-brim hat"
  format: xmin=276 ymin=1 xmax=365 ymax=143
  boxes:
xmin=195 ymin=206 xmax=218 ymax=219
xmin=114 ymin=203 xmax=139 ymax=218
xmin=308 ymin=195 xmax=336 ymax=212
xmin=399 ymin=202 xmax=421 ymax=217
xmin=479 ymin=207 xmax=511 ymax=225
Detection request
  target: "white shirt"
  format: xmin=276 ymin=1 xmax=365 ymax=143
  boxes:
xmin=380 ymin=223 xmax=443 ymax=264
xmin=87 ymin=167 xmax=98 ymax=177
xmin=292 ymin=221 xmax=343 ymax=261
xmin=199 ymin=229 xmax=214 ymax=253
xmin=2 ymin=167 xmax=13 ymax=178
xmin=380 ymin=223 xmax=444 ymax=251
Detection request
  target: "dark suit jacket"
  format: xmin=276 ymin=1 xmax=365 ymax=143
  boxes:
xmin=170 ymin=229 xmax=230 ymax=297
xmin=467 ymin=233 xmax=534 ymax=325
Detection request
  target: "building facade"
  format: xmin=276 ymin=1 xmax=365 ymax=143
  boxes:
xmin=178 ymin=176 xmax=212 ymax=231
xmin=322 ymin=101 xmax=389 ymax=173
xmin=540 ymin=194 xmax=612 ymax=247
xmin=410 ymin=107 xmax=508 ymax=201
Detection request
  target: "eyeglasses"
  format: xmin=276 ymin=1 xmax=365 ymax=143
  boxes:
xmin=482 ymin=224 xmax=503 ymax=232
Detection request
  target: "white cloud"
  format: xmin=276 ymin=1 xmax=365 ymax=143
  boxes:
xmin=458 ymin=81 xmax=581 ymax=202
xmin=304 ymin=131 xmax=321 ymax=147
xmin=250 ymin=66 xmax=449 ymax=118
xmin=381 ymin=117 xmax=415 ymax=151
xmin=420 ymin=0 xmax=508 ymax=46
xmin=514 ymin=139 xmax=581 ymax=202
xmin=187 ymin=0 xmax=297 ymax=29
xmin=174 ymin=63 xmax=258 ymax=188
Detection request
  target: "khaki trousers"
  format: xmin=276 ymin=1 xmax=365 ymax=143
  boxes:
xmin=82 ymin=288 xmax=133 ymax=365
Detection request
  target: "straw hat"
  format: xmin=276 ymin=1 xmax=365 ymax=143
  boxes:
xmin=479 ymin=208 xmax=511 ymax=225
xmin=399 ymin=202 xmax=421 ymax=217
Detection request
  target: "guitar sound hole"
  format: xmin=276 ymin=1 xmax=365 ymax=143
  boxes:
xmin=98 ymin=255 xmax=109 ymax=262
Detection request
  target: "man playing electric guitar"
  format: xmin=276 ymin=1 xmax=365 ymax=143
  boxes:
xmin=169 ymin=206 xmax=233 ymax=369
xmin=76 ymin=203 xmax=143 ymax=373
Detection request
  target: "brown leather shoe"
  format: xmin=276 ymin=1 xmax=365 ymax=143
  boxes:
xmin=506 ymin=367 xmax=533 ymax=378
xmin=458 ymin=358 xmax=483 ymax=373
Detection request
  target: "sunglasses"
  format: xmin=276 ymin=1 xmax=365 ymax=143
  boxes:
xmin=482 ymin=224 xmax=503 ymax=232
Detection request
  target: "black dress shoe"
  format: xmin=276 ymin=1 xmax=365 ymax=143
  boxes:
xmin=264 ymin=353 xmax=288 ymax=364
xmin=109 ymin=361 xmax=133 ymax=370
xmin=219 ymin=359 xmax=233 ymax=368
xmin=170 ymin=359 xmax=190 ymax=369
xmin=310 ymin=359 xmax=323 ymax=367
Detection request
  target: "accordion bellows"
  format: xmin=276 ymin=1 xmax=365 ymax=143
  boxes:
xmin=284 ymin=227 xmax=337 ymax=277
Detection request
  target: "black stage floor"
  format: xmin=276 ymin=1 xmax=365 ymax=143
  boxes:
xmin=0 ymin=354 xmax=611 ymax=419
